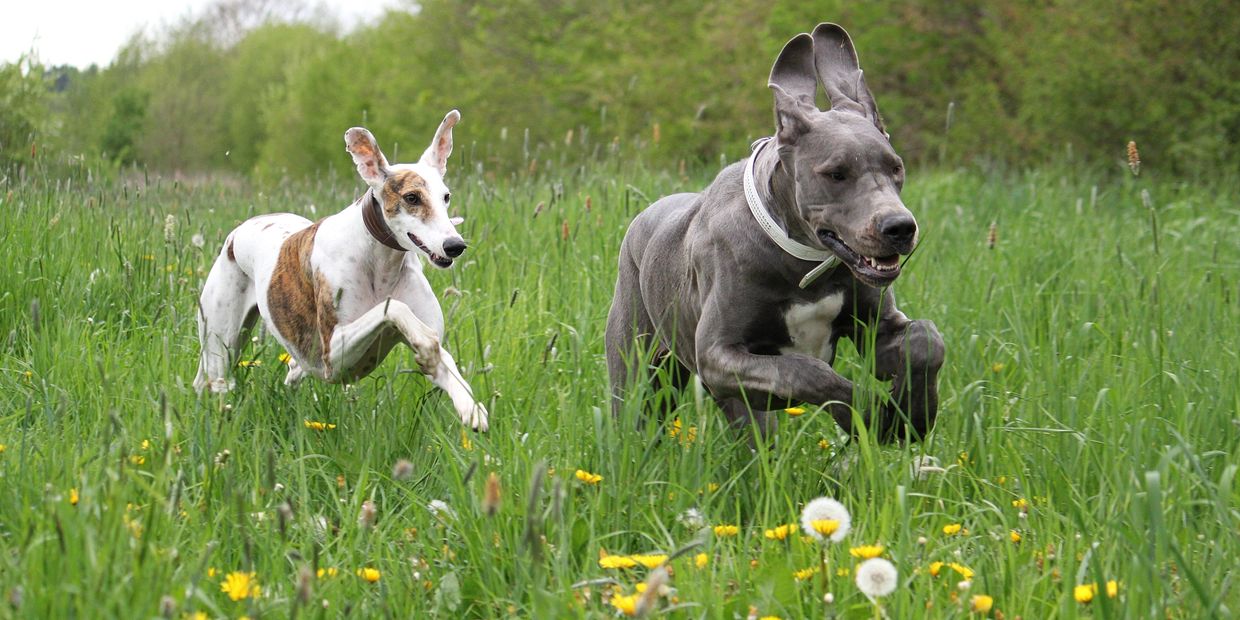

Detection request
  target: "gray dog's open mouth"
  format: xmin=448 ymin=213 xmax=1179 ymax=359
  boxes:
xmin=817 ymin=230 xmax=901 ymax=287
xmin=408 ymin=233 xmax=454 ymax=268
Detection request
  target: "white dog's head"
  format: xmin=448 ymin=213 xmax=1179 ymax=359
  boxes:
xmin=344 ymin=111 xmax=466 ymax=268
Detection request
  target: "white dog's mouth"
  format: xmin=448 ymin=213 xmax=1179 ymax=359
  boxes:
xmin=817 ymin=230 xmax=901 ymax=287
xmin=408 ymin=232 xmax=453 ymax=268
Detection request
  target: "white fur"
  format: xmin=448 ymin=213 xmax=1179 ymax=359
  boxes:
xmin=194 ymin=111 xmax=489 ymax=431
xmin=781 ymin=292 xmax=845 ymax=361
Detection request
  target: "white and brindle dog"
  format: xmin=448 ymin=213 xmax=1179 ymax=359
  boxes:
xmin=194 ymin=110 xmax=489 ymax=431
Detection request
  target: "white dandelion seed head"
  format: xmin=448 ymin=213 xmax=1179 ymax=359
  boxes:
xmin=191 ymin=233 xmax=205 ymax=248
xmin=957 ymin=580 xmax=972 ymax=591
xmin=427 ymin=499 xmax=456 ymax=520
xmin=677 ymin=508 xmax=706 ymax=530
xmin=800 ymin=496 xmax=851 ymax=543
xmin=823 ymin=592 xmax=835 ymax=604
xmin=855 ymin=557 xmax=898 ymax=598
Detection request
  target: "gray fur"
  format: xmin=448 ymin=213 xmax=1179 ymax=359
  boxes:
xmin=605 ymin=23 xmax=943 ymax=442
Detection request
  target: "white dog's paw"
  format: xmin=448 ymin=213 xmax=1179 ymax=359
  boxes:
xmin=458 ymin=402 xmax=489 ymax=432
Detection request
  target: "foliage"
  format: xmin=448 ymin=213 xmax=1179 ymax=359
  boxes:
xmin=5 ymin=0 xmax=1238 ymax=178
xmin=0 ymin=56 xmax=50 ymax=172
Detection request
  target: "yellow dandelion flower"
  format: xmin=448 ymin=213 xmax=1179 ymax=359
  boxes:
xmin=849 ymin=545 xmax=885 ymax=559
xmin=694 ymin=553 xmax=709 ymax=569
xmin=929 ymin=562 xmax=944 ymax=577
xmin=207 ymin=567 xmax=218 ymax=578
xmin=187 ymin=613 xmax=209 ymax=620
xmin=140 ymin=439 xmax=151 ymax=451
xmin=990 ymin=362 xmax=1005 ymax=373
xmin=316 ymin=567 xmax=338 ymax=579
xmin=220 ymin=572 xmax=260 ymax=601
xmin=809 ymin=519 xmax=840 ymax=537
xmin=818 ymin=438 xmax=831 ymax=450
xmin=949 ymin=563 xmax=974 ymax=580
xmin=0 ymin=444 xmax=5 ymax=453
xmin=1012 ymin=498 xmax=1029 ymax=511
xmin=278 ymin=352 xmax=292 ymax=365
xmin=1009 ymin=530 xmax=1022 ymax=543
xmin=610 ymin=592 xmax=640 ymax=616
xmin=1074 ymin=583 xmax=1096 ymax=604
xmin=942 ymin=523 xmax=963 ymax=536
xmin=712 ymin=524 xmax=739 ymax=537
xmin=706 ymin=482 xmax=720 ymax=493
xmin=574 ymin=469 xmax=602 ymax=485
xmin=460 ymin=429 xmax=473 ymax=451
xmin=835 ymin=567 xmax=850 ymax=577
xmin=599 ymin=555 xmax=638 ymax=569
xmin=630 ymin=554 xmax=667 ymax=569
xmin=129 ymin=455 xmax=146 ymax=466
xmin=793 ymin=566 xmax=820 ymax=581
xmin=760 ymin=616 xmax=782 ymax=620
xmin=970 ymin=594 xmax=994 ymax=613
xmin=1106 ymin=580 xmax=1119 ymax=598
xmin=237 ymin=359 xmax=261 ymax=367
xmin=303 ymin=420 xmax=336 ymax=431
xmin=69 ymin=488 xmax=79 ymax=506
xmin=763 ymin=524 xmax=797 ymax=541
xmin=784 ymin=407 xmax=806 ymax=416
xmin=356 ymin=567 xmax=381 ymax=583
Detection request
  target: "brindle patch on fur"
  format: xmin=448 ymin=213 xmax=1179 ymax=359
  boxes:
xmin=268 ymin=222 xmax=338 ymax=363
xmin=381 ymin=170 xmax=431 ymax=218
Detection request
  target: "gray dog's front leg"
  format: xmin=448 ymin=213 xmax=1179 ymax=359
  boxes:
xmin=697 ymin=343 xmax=856 ymax=432
xmin=872 ymin=318 xmax=944 ymax=441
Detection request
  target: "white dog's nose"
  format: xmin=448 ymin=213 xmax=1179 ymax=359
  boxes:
xmin=442 ymin=237 xmax=467 ymax=258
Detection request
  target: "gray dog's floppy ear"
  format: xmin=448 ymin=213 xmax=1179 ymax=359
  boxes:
xmin=811 ymin=23 xmax=886 ymax=137
xmin=344 ymin=127 xmax=391 ymax=189
xmin=420 ymin=109 xmax=460 ymax=177
xmin=768 ymin=33 xmax=818 ymax=146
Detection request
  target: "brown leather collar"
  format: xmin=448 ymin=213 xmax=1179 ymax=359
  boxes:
xmin=361 ymin=191 xmax=407 ymax=252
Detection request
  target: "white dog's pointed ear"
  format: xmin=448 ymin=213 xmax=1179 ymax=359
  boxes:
xmin=420 ymin=109 xmax=460 ymax=177
xmin=344 ymin=127 xmax=391 ymax=188
xmin=449 ymin=216 xmax=464 ymax=226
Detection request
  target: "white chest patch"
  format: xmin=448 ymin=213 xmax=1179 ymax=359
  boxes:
xmin=781 ymin=292 xmax=845 ymax=361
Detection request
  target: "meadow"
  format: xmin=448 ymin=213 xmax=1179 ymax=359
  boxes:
xmin=0 ymin=149 xmax=1237 ymax=618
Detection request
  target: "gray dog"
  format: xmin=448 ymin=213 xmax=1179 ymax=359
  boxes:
xmin=605 ymin=23 xmax=944 ymax=442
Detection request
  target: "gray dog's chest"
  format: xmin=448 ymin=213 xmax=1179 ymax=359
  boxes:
xmin=779 ymin=291 xmax=845 ymax=360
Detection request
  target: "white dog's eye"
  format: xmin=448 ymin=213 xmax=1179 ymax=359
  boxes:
xmin=443 ymin=193 xmax=451 ymax=204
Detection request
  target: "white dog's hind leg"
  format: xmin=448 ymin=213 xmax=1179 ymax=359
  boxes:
xmin=284 ymin=360 xmax=307 ymax=386
xmin=195 ymin=247 xmax=257 ymax=394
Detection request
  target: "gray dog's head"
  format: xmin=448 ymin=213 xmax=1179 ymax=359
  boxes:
xmin=768 ymin=24 xmax=916 ymax=288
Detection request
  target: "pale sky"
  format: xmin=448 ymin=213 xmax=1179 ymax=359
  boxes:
xmin=1 ymin=0 xmax=399 ymax=68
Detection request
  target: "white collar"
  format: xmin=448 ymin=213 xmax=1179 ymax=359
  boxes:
xmin=743 ymin=137 xmax=838 ymax=288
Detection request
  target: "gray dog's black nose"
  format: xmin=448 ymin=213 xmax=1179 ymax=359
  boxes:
xmin=442 ymin=238 xmax=467 ymax=258
xmin=879 ymin=214 xmax=917 ymax=249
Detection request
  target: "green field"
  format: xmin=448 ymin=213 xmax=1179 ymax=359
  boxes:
xmin=1 ymin=154 xmax=1237 ymax=618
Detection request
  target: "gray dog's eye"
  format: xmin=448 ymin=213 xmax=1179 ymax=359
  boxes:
xmin=404 ymin=193 xmax=421 ymax=205
xmin=826 ymin=169 xmax=848 ymax=182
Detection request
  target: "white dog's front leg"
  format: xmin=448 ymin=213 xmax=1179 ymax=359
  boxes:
xmin=430 ymin=348 xmax=489 ymax=432
xmin=326 ymin=300 xmax=487 ymax=431
xmin=327 ymin=300 xmax=440 ymax=378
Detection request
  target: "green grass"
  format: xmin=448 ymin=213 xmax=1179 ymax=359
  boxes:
xmin=0 ymin=154 xmax=1237 ymax=619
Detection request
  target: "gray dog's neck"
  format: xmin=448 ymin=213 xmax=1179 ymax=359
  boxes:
xmin=752 ymin=140 xmax=818 ymax=249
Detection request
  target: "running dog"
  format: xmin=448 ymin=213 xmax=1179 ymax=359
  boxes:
xmin=194 ymin=111 xmax=489 ymax=431
xmin=605 ymin=24 xmax=943 ymax=441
